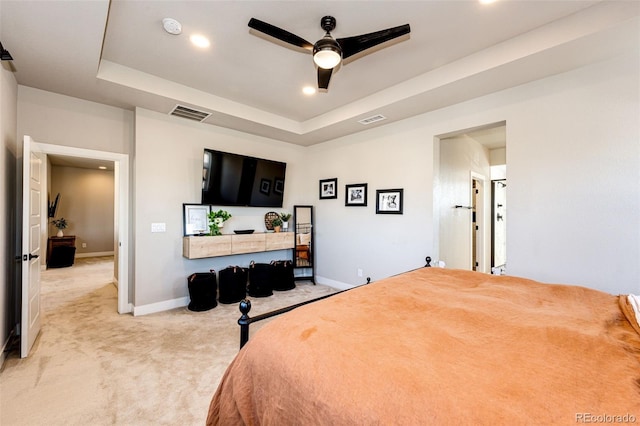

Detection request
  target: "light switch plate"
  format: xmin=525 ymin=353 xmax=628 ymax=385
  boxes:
xmin=151 ymin=223 xmax=166 ymax=233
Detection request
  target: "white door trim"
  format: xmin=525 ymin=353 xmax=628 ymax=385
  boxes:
xmin=34 ymin=142 xmax=131 ymax=314
xmin=470 ymin=171 xmax=488 ymax=273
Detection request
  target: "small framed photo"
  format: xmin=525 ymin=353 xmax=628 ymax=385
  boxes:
xmin=274 ymin=178 xmax=284 ymax=194
xmin=260 ymin=178 xmax=271 ymax=195
xmin=345 ymin=183 xmax=368 ymax=207
xmin=183 ymin=204 xmax=211 ymax=236
xmin=376 ymin=189 xmax=403 ymax=214
xmin=319 ymin=178 xmax=338 ymax=199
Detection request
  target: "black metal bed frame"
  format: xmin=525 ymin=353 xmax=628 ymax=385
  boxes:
xmin=237 ymin=256 xmax=433 ymax=349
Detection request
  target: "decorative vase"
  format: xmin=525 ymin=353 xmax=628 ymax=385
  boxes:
xmin=56 ymin=229 xmax=64 ymax=237
xmin=274 ymin=226 xmax=281 ymax=233
xmin=282 ymin=221 xmax=288 ymax=231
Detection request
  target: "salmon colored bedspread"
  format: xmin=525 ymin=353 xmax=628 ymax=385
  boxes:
xmin=207 ymin=268 xmax=640 ymax=425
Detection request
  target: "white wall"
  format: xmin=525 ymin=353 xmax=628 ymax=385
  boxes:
xmin=308 ymin=52 xmax=639 ymax=294
xmin=133 ymin=108 xmax=307 ymax=307
xmin=50 ymin=166 xmax=115 ymax=255
xmin=1 ymin=58 xmax=18 ymax=360
xmin=506 ymin=53 xmax=639 ymax=291
xmin=305 ymin=123 xmax=436 ymax=284
xmin=17 ymin=87 xmax=133 ymax=155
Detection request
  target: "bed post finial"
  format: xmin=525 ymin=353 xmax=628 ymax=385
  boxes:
xmin=238 ymin=299 xmax=252 ymax=349
xmin=425 ymin=256 xmax=432 ymax=267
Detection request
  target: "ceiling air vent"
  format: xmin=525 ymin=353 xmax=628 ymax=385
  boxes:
xmin=169 ymin=105 xmax=212 ymax=122
xmin=358 ymin=114 xmax=387 ymax=125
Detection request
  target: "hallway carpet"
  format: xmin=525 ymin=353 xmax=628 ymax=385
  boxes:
xmin=0 ymin=257 xmax=336 ymax=425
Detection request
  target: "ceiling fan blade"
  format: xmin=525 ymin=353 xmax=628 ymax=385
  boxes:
xmin=337 ymin=24 xmax=410 ymax=60
xmin=248 ymin=18 xmax=314 ymax=50
xmin=318 ymin=67 xmax=333 ymax=91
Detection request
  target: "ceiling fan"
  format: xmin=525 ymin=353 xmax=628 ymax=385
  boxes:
xmin=248 ymin=16 xmax=410 ymax=92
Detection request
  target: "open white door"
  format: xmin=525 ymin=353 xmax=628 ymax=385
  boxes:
xmin=21 ymin=135 xmax=43 ymax=358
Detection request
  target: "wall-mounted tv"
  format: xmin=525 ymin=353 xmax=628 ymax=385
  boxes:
xmin=202 ymin=149 xmax=286 ymax=207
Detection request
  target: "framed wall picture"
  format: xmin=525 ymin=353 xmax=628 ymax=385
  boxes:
xmin=345 ymin=183 xmax=368 ymax=206
xmin=319 ymin=178 xmax=338 ymax=199
xmin=376 ymin=189 xmax=403 ymax=214
xmin=183 ymin=203 xmax=211 ymax=236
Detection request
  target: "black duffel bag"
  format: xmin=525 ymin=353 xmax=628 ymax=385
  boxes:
xmin=247 ymin=261 xmax=273 ymax=297
xmin=271 ymin=260 xmax=295 ymax=291
xmin=218 ymin=265 xmax=248 ymax=304
xmin=187 ymin=270 xmax=217 ymax=312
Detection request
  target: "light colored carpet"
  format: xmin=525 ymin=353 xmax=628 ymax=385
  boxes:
xmin=0 ymin=257 xmax=336 ymax=425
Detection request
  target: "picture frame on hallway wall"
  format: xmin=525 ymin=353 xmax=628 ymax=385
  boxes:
xmin=376 ymin=189 xmax=403 ymax=214
xmin=345 ymin=183 xmax=368 ymax=207
xmin=319 ymin=178 xmax=338 ymax=199
xmin=183 ymin=203 xmax=211 ymax=236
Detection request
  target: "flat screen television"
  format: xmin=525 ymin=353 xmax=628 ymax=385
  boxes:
xmin=202 ymin=149 xmax=286 ymax=207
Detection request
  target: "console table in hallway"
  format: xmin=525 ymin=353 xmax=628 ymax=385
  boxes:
xmin=47 ymin=235 xmax=76 ymax=268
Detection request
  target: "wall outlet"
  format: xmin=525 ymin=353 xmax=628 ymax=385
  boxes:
xmin=357 ymin=268 xmax=363 ymax=277
xmin=151 ymin=223 xmax=166 ymax=233
xmin=81 ymin=243 xmax=87 ymax=248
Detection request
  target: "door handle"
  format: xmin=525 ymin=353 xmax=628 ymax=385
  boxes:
xmin=28 ymin=253 xmax=39 ymax=260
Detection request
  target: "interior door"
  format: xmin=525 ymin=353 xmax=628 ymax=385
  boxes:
xmin=21 ymin=135 xmax=43 ymax=358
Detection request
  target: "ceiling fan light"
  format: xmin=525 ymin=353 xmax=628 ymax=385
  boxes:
xmin=313 ymin=36 xmax=342 ymax=69
xmin=314 ymin=49 xmax=341 ymax=69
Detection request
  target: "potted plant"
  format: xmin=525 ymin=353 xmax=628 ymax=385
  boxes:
xmin=271 ymin=216 xmax=283 ymax=232
xmin=208 ymin=209 xmax=232 ymax=236
xmin=280 ymin=212 xmax=292 ymax=231
xmin=51 ymin=217 xmax=68 ymax=237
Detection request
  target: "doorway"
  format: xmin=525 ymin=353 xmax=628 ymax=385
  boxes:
xmin=32 ymin=142 xmax=130 ymax=314
xmin=436 ymin=122 xmax=506 ymax=273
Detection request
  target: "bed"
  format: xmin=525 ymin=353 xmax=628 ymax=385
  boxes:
xmin=207 ymin=267 xmax=640 ymax=425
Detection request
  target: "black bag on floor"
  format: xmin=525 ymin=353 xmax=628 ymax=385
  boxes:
xmin=187 ymin=270 xmax=217 ymax=311
xmin=271 ymin=260 xmax=295 ymax=291
xmin=218 ymin=266 xmax=247 ymax=304
xmin=247 ymin=261 xmax=273 ymax=297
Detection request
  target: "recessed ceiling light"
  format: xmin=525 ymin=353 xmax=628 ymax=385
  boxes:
xmin=479 ymin=0 xmax=497 ymax=4
xmin=98 ymin=166 xmax=107 ymax=170
xmin=190 ymin=34 xmax=210 ymax=48
xmin=302 ymin=86 xmax=316 ymax=95
xmin=162 ymin=18 xmax=182 ymax=35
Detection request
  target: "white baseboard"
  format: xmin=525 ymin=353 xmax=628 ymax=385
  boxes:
xmin=314 ymin=275 xmax=356 ymax=291
xmin=75 ymin=251 xmax=115 ymax=258
xmin=131 ymin=278 xmax=355 ymax=317
xmin=132 ymin=296 xmax=189 ymax=316
xmin=119 ymin=303 xmax=133 ymax=315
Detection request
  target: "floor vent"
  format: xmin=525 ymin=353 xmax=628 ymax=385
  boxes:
xmin=169 ymin=105 xmax=212 ymax=122
xmin=358 ymin=114 xmax=387 ymax=125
